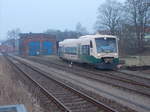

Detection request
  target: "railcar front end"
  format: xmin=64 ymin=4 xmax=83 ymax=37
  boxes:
xmin=93 ymin=37 xmax=119 ymax=69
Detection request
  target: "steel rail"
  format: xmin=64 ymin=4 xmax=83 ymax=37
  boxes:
xmin=5 ymin=55 xmax=71 ymax=112
xmin=25 ymin=56 xmax=150 ymax=97
xmin=8 ymin=55 xmax=118 ymax=112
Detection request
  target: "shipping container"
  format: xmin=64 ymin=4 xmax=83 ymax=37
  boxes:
xmin=19 ymin=33 xmax=57 ymax=56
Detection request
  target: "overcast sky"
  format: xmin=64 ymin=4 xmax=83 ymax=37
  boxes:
xmin=0 ymin=0 xmax=125 ymax=40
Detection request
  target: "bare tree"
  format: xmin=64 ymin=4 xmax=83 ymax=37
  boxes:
xmin=6 ymin=28 xmax=21 ymax=52
xmin=44 ymin=29 xmax=81 ymax=41
xmin=75 ymin=22 xmax=88 ymax=35
xmin=125 ymin=0 xmax=150 ymax=51
xmin=95 ymin=0 xmax=123 ymax=35
xmin=7 ymin=28 xmax=21 ymax=40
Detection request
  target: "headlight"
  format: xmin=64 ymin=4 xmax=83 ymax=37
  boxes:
xmin=98 ymin=54 xmax=101 ymax=56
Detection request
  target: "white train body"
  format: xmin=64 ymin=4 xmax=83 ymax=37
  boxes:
xmin=58 ymin=34 xmax=119 ymax=69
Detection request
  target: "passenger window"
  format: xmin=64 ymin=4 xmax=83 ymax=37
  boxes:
xmin=64 ymin=47 xmax=77 ymax=54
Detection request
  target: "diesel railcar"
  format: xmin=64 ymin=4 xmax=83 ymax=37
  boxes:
xmin=58 ymin=34 xmax=119 ymax=69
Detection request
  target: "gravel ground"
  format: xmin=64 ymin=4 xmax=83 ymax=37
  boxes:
xmin=141 ymin=70 xmax=150 ymax=74
xmin=0 ymin=56 xmax=44 ymax=112
xmin=14 ymin=56 xmax=150 ymax=112
xmin=120 ymin=70 xmax=150 ymax=79
xmin=33 ymin=55 xmax=150 ymax=80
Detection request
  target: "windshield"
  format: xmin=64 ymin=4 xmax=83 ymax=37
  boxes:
xmin=95 ymin=38 xmax=117 ymax=53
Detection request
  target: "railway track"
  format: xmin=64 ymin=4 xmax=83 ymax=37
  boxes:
xmin=6 ymin=55 xmax=118 ymax=112
xmin=25 ymin=56 xmax=150 ymax=97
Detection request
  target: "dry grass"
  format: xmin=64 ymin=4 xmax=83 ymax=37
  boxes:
xmin=121 ymin=56 xmax=150 ymax=66
xmin=0 ymin=56 xmax=44 ymax=112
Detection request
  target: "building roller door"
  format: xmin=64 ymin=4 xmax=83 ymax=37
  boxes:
xmin=42 ymin=41 xmax=53 ymax=55
xmin=28 ymin=41 xmax=40 ymax=56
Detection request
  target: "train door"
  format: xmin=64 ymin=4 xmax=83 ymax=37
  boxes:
xmin=90 ymin=40 xmax=93 ymax=56
xmin=77 ymin=44 xmax=81 ymax=58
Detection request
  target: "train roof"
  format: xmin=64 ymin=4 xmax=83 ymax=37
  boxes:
xmin=59 ymin=34 xmax=117 ymax=46
xmin=79 ymin=34 xmax=116 ymax=39
xmin=59 ymin=39 xmax=80 ymax=46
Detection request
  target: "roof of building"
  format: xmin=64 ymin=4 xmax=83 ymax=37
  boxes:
xmin=19 ymin=33 xmax=56 ymax=39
